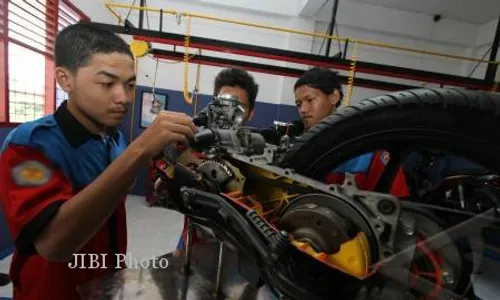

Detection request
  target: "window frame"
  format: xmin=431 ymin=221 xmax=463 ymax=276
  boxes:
xmin=0 ymin=0 xmax=89 ymax=127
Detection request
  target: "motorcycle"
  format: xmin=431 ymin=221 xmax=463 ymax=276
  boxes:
xmin=153 ymin=88 xmax=500 ymax=300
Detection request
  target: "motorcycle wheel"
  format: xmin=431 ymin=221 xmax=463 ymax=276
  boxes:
xmin=280 ymin=88 xmax=500 ymax=298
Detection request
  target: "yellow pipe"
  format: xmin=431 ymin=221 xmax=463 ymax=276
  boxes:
xmin=104 ymin=2 xmax=497 ymax=65
xmin=105 ymin=2 xmax=175 ymax=15
xmin=344 ymin=41 xmax=358 ymax=107
xmin=105 ymin=2 xmax=347 ymax=42
xmin=179 ymin=11 xmax=348 ymax=43
xmin=193 ymin=49 xmax=202 ymax=115
xmin=104 ymin=3 xmax=123 ymax=24
xmin=183 ymin=16 xmax=194 ymax=105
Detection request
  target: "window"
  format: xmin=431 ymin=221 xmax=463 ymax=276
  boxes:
xmin=56 ymin=0 xmax=87 ymax=108
xmin=0 ymin=1 xmax=8 ymax=123
xmin=8 ymin=42 xmax=46 ymax=122
xmin=1 ymin=0 xmax=88 ymax=124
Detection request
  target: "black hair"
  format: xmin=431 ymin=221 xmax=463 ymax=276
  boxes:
xmin=54 ymin=23 xmax=134 ymax=72
xmin=214 ymin=68 xmax=259 ymax=112
xmin=294 ymin=67 xmax=343 ymax=108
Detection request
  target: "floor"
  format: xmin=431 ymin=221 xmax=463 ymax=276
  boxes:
xmin=0 ymin=195 xmax=184 ymax=299
xmin=0 ymin=195 xmax=499 ymax=299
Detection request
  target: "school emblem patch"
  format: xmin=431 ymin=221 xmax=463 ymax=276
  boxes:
xmin=12 ymin=161 xmax=52 ymax=186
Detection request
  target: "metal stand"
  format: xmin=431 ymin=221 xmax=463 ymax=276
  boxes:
xmin=77 ymin=241 xmax=272 ymax=300
xmin=183 ymin=217 xmax=193 ymax=276
xmin=181 ymin=219 xmax=228 ymax=298
xmin=214 ymin=240 xmax=225 ymax=297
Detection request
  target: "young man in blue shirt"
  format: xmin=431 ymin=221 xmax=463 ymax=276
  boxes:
xmin=0 ymin=23 xmax=197 ymax=300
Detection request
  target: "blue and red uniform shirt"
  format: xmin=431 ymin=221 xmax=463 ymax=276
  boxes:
xmin=0 ymin=101 xmax=128 ymax=300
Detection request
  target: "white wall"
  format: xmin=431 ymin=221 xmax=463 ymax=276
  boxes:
xmin=312 ymin=0 xmax=480 ymax=46
xmin=462 ymin=18 xmax=499 ymax=80
xmin=278 ymin=18 xmax=316 ymax=106
xmin=310 ymin=21 xmax=469 ymax=103
xmin=308 ymin=0 xmax=499 ymax=103
xmin=71 ymin=0 xmax=497 ymax=110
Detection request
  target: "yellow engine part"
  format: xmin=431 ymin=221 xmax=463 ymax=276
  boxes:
xmin=292 ymin=232 xmax=371 ymax=279
xmin=243 ymin=165 xmax=300 ymax=217
xmin=247 ymin=165 xmax=294 ymax=184
xmin=222 ymin=160 xmax=246 ymax=193
xmin=130 ymin=39 xmax=151 ymax=57
xmin=224 ymin=191 xmax=263 ymax=215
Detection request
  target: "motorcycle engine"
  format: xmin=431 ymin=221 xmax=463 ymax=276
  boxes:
xmin=154 ymin=94 xmax=411 ymax=299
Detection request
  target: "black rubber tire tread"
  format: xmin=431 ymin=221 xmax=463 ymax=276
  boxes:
xmin=280 ymin=88 xmax=500 ymax=177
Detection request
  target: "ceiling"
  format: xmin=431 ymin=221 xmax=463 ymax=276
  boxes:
xmin=349 ymin=0 xmax=500 ymax=25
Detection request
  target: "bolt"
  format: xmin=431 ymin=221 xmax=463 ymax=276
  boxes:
xmin=403 ymin=224 xmax=415 ymax=236
xmin=378 ymin=199 xmax=396 ymax=215
xmin=442 ymin=271 xmax=455 ymax=285
xmin=182 ymin=188 xmax=191 ymax=206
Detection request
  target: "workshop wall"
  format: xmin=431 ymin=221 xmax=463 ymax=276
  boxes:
xmin=72 ymin=0 xmax=316 ymax=108
xmin=463 ymin=18 xmax=500 ymax=79
xmin=124 ymin=1 xmax=316 ymax=108
xmin=72 ymin=0 xmax=496 ymax=110
xmin=72 ymin=0 xmax=396 ymax=108
xmin=311 ymin=1 xmax=495 ymax=97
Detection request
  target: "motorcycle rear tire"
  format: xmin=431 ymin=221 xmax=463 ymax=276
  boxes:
xmin=281 ymin=88 xmax=500 ymax=178
xmin=280 ymin=88 xmax=500 ymax=298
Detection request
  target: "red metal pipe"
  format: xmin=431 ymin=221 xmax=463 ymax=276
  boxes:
xmin=60 ymin=0 xmax=90 ymax=22
xmin=153 ymin=52 xmax=409 ymax=92
xmin=45 ymin=0 xmax=57 ymax=115
xmin=136 ymin=35 xmax=493 ymax=91
xmin=2 ymin=1 xmax=9 ymax=123
xmin=134 ymin=35 xmax=352 ymax=71
xmin=8 ymin=37 xmax=53 ymax=58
